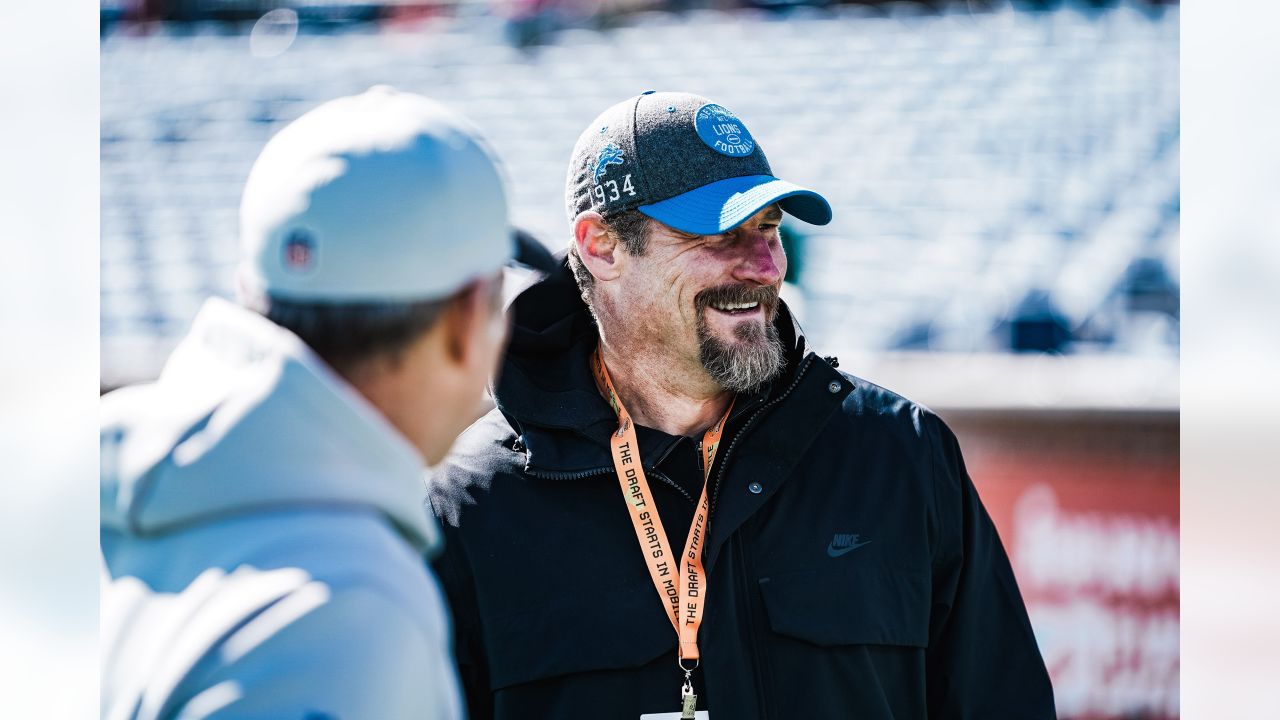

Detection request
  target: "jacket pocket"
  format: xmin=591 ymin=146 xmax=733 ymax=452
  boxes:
xmin=483 ymin=582 xmax=677 ymax=690
xmin=757 ymin=564 xmax=929 ymax=648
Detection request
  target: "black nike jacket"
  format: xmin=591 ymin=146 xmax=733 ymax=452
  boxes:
xmin=429 ymin=260 xmax=1056 ymax=719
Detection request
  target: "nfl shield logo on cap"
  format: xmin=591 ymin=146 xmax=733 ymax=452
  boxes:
xmin=283 ymin=229 xmax=316 ymax=273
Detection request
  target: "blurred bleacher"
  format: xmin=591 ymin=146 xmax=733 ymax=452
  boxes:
xmin=100 ymin=0 xmax=1179 ymax=388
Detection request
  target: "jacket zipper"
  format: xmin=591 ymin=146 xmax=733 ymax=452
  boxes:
xmin=525 ymin=459 xmax=693 ymax=503
xmin=649 ymin=468 xmax=691 ymax=502
xmin=708 ymin=354 xmax=817 ymax=519
xmin=708 ymin=354 xmax=817 ymax=720
xmin=524 ymin=466 xmax=612 ymax=481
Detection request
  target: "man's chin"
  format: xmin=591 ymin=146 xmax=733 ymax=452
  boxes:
xmin=697 ymin=319 xmax=785 ymax=394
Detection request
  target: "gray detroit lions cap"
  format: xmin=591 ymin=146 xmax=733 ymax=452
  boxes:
xmin=239 ymin=85 xmax=514 ymax=302
xmin=565 ymin=91 xmax=832 ymax=235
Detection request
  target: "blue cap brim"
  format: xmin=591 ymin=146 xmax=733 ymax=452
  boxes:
xmin=637 ymin=174 xmax=832 ymax=236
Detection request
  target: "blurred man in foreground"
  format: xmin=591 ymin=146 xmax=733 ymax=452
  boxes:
xmin=100 ymin=86 xmax=512 ymax=720
xmin=430 ymin=91 xmax=1056 ymax=718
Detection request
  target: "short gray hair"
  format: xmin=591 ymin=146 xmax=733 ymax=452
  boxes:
xmin=567 ymin=209 xmax=652 ymax=308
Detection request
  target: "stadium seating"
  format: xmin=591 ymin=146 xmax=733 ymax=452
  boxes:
xmin=100 ymin=0 xmax=1179 ymax=386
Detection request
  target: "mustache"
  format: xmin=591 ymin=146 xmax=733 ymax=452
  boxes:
xmin=694 ymin=284 xmax=780 ymax=315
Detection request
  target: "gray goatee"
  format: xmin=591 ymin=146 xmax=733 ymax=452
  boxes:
xmin=694 ymin=284 xmax=785 ymax=393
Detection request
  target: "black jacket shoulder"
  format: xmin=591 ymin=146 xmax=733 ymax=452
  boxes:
xmin=428 ymin=408 xmax=520 ymax=530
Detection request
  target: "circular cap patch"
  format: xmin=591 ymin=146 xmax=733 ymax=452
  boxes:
xmin=694 ymin=103 xmax=755 ymax=157
xmin=282 ymin=228 xmax=317 ymax=273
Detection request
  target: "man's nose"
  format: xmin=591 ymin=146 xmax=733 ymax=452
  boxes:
xmin=731 ymin=231 xmax=784 ymax=286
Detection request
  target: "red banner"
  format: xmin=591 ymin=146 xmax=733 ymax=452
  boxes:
xmin=954 ymin=412 xmax=1179 ymax=719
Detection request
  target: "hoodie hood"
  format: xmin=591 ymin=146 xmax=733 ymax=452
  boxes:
xmin=495 ymin=256 xmax=616 ymax=439
xmin=100 ymin=297 xmax=440 ymax=555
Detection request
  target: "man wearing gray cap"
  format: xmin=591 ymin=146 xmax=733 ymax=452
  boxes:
xmin=430 ymin=90 xmax=1054 ymax=719
xmin=100 ymin=87 xmax=512 ymax=720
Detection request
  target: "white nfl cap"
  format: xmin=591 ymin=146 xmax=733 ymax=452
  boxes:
xmin=239 ymin=85 xmax=513 ymax=302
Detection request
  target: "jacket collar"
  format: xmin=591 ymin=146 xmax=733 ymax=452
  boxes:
xmin=702 ymin=353 xmax=851 ymax=572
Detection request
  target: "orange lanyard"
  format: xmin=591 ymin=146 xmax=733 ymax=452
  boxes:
xmin=592 ymin=347 xmax=733 ymax=664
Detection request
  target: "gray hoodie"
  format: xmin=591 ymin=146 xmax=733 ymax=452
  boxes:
xmin=101 ymin=297 xmax=461 ymax=720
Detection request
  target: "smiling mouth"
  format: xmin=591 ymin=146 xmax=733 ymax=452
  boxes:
xmin=696 ymin=283 xmax=778 ymax=322
xmin=709 ymin=301 xmax=762 ymax=316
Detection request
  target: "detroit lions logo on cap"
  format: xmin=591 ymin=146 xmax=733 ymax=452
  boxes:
xmin=694 ymin=104 xmax=755 ymax=157
xmin=595 ymin=143 xmax=625 ymax=179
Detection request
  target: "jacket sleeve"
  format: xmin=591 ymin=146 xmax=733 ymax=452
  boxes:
xmin=171 ymin=585 xmax=462 ymax=720
xmin=923 ymin=412 xmax=1057 ymax=719
xmin=433 ymin=525 xmax=496 ymax=720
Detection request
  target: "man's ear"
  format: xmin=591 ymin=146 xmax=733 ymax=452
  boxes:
xmin=441 ymin=277 xmax=494 ymax=365
xmin=435 ymin=271 xmax=504 ymax=366
xmin=573 ymin=211 xmax=624 ymax=283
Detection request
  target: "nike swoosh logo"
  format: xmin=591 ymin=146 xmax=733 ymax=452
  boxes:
xmin=827 ymin=539 xmax=871 ymax=557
